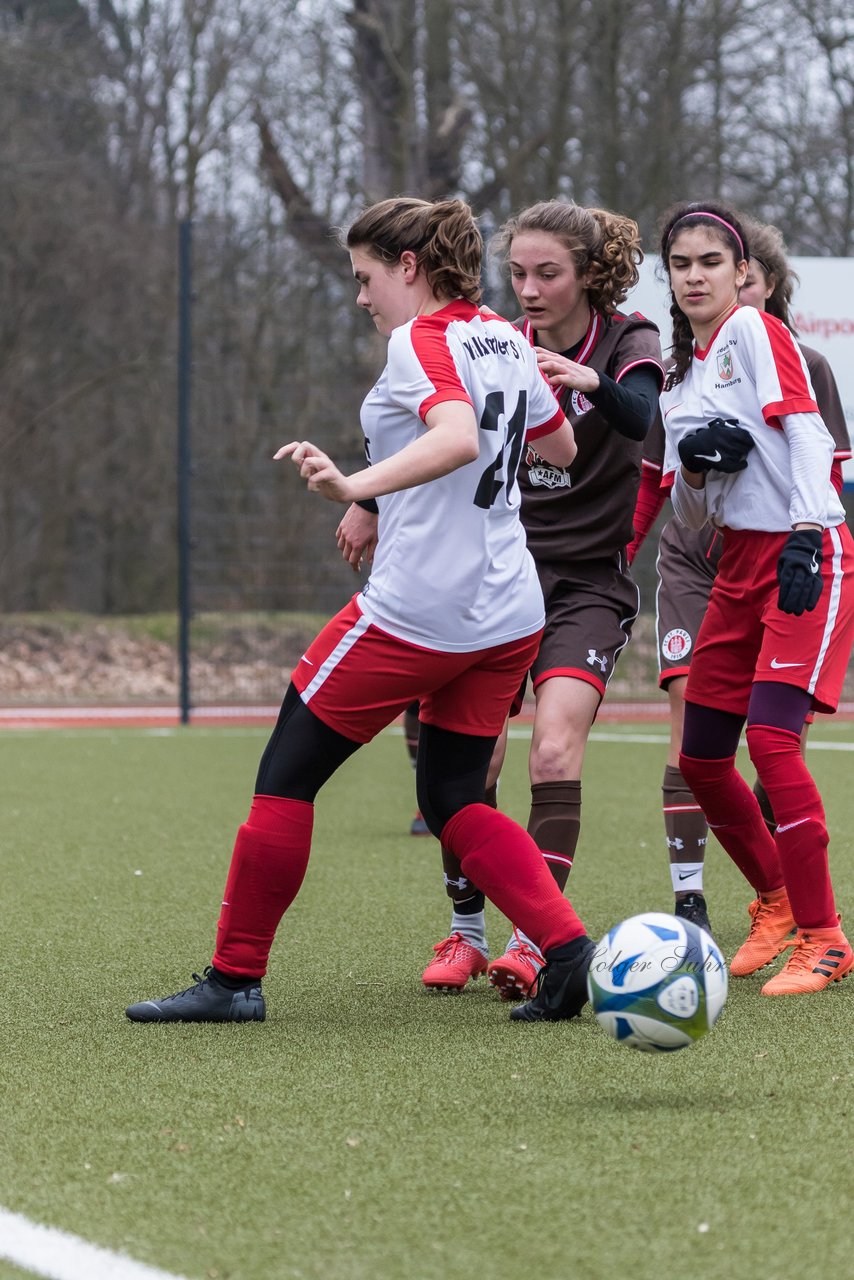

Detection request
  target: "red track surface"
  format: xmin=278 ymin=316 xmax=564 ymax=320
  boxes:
xmin=3 ymin=702 xmax=852 ymax=730
xmin=0 ymin=701 xmax=674 ymax=729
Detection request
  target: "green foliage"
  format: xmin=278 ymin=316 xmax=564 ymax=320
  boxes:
xmin=1 ymin=724 xmax=853 ymax=1279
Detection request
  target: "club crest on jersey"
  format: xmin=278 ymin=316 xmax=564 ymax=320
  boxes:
xmin=525 ymin=446 xmax=571 ymax=489
xmin=662 ymin=628 xmax=692 ymax=662
xmin=716 ymin=350 xmax=734 ymax=381
xmin=571 ymin=389 xmax=593 ymax=415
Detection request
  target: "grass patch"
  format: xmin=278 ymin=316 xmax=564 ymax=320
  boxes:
xmin=1 ymin=725 xmax=853 ymax=1279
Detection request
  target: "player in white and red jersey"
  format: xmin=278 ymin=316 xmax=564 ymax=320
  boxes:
xmin=126 ymin=197 xmax=597 ymax=1026
xmin=415 ymin=201 xmax=663 ymax=999
xmin=628 ymin=214 xmax=852 ymax=937
xmin=656 ymin=201 xmax=854 ymax=997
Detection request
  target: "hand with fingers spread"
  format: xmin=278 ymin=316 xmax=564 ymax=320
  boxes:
xmin=274 ymin=441 xmax=356 ymax=503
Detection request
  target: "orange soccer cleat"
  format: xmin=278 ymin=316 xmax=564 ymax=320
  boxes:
xmin=488 ymin=931 xmax=545 ymax=1001
xmin=729 ymin=887 xmax=796 ymax=976
xmin=761 ymin=923 xmax=854 ymax=996
xmin=421 ymin=933 xmax=487 ymax=992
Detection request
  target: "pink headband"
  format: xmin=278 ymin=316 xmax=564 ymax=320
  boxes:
xmin=668 ymin=212 xmax=745 ymax=259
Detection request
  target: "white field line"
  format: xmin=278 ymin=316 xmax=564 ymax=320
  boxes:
xmin=0 ymin=1207 xmax=192 ymax=1280
xmin=3 ymin=725 xmax=854 ymax=750
xmin=473 ymin=727 xmax=854 ymax=751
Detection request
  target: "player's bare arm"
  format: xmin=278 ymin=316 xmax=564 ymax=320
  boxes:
xmin=276 ymin=401 xmax=480 ymax=504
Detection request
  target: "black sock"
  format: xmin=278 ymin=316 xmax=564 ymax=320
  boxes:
xmin=545 ymin=934 xmax=592 ymax=963
xmin=210 ymin=966 xmax=261 ymax=990
xmin=452 ymin=891 xmax=486 ymax=915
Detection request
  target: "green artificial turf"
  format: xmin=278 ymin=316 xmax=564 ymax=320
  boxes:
xmin=1 ymin=724 xmax=853 ymax=1280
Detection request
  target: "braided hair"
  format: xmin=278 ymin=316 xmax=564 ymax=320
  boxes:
xmin=659 ymin=201 xmax=749 ymax=388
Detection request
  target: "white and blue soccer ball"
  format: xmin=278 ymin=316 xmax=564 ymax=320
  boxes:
xmin=587 ymin=912 xmax=727 ymax=1053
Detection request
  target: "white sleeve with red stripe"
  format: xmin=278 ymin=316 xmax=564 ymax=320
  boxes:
xmin=740 ymin=308 xmax=819 ymax=428
xmin=386 ymin=321 xmax=473 ymax=422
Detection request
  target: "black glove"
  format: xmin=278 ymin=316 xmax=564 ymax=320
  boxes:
xmin=777 ymin=529 xmax=823 ymax=616
xmin=678 ymin=418 xmax=755 ymax=473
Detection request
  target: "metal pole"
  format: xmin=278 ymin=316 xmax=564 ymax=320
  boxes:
xmin=177 ymin=218 xmax=193 ymax=725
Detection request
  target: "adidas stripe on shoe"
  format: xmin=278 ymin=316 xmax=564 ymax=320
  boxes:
xmin=760 ymin=924 xmax=854 ymax=996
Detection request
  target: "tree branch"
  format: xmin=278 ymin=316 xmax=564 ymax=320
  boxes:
xmin=253 ymin=109 xmax=349 ymax=278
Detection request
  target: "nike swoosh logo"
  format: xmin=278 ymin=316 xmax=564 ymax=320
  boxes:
xmin=678 ymin=870 xmax=700 ymax=880
xmin=777 ymin=817 xmax=811 ymax=833
xmin=300 ymin=656 xmax=315 ymax=666
xmin=696 ymin=450 xmax=722 ymax=463
xmin=770 ymin=658 xmax=806 ymax=669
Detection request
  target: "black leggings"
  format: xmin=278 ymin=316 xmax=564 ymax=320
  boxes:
xmin=254 ymin=685 xmax=362 ymax=800
xmin=256 ymin=685 xmax=497 ymax=837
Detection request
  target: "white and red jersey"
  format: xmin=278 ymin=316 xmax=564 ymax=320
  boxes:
xmin=661 ymin=305 xmax=846 ymax=532
xmin=357 ymin=298 xmax=565 ymax=652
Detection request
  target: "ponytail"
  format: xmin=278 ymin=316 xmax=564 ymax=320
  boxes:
xmin=345 ymin=197 xmax=483 ymax=303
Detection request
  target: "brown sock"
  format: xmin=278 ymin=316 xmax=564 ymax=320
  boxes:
xmin=527 ymin=780 xmax=581 ymax=892
xmin=662 ymin=764 xmax=709 ymax=897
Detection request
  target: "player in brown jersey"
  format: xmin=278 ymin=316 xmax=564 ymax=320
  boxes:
xmin=421 ymin=200 xmax=666 ymax=997
xmin=628 ymin=214 xmax=851 ymax=938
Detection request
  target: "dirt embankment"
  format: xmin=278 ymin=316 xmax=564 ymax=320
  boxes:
xmin=0 ymin=612 xmax=692 ymax=707
xmin=0 ymin=616 xmax=319 ymax=705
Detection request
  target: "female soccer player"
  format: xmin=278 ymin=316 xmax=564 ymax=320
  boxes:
xmin=418 ymin=200 xmax=665 ymax=998
xmin=657 ymin=200 xmax=854 ymax=996
xmin=126 ymin=197 xmax=596 ymax=1025
xmin=629 ymin=214 xmax=851 ymax=937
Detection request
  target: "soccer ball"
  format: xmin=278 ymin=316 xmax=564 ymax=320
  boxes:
xmin=586 ymin=912 xmax=727 ymax=1053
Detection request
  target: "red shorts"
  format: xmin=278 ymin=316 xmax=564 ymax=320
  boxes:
xmin=291 ymin=597 xmax=542 ymax=743
xmin=685 ymin=524 xmax=854 ymax=717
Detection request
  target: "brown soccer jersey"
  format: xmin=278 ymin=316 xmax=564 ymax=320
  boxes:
xmin=518 ymin=310 xmax=665 ymax=561
xmin=800 ymin=344 xmax=851 ymax=466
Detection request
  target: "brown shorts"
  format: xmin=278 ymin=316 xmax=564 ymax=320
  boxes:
xmin=529 ymin=554 xmax=640 ymax=699
xmin=655 ymin=519 xmax=721 ymax=688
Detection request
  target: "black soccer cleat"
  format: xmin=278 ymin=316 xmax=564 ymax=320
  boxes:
xmin=510 ymin=935 xmax=596 ymax=1022
xmin=125 ymin=967 xmax=265 ymax=1023
xmin=675 ymin=892 xmax=714 ymax=938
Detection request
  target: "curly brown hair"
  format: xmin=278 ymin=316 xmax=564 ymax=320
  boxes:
xmin=345 ymin=197 xmax=483 ymax=304
xmin=491 ymin=200 xmax=643 ymax=316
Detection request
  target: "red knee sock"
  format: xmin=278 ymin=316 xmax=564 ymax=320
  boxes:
xmin=213 ymin=795 xmax=314 ymax=977
xmin=441 ymin=804 xmax=587 ymax=954
xmin=746 ymin=724 xmax=837 ymax=929
xmin=679 ymin=753 xmax=783 ymax=894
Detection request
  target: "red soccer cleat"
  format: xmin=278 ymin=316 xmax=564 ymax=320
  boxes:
xmin=488 ymin=931 xmax=545 ymax=1001
xmin=421 ymin=933 xmax=487 ymax=992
